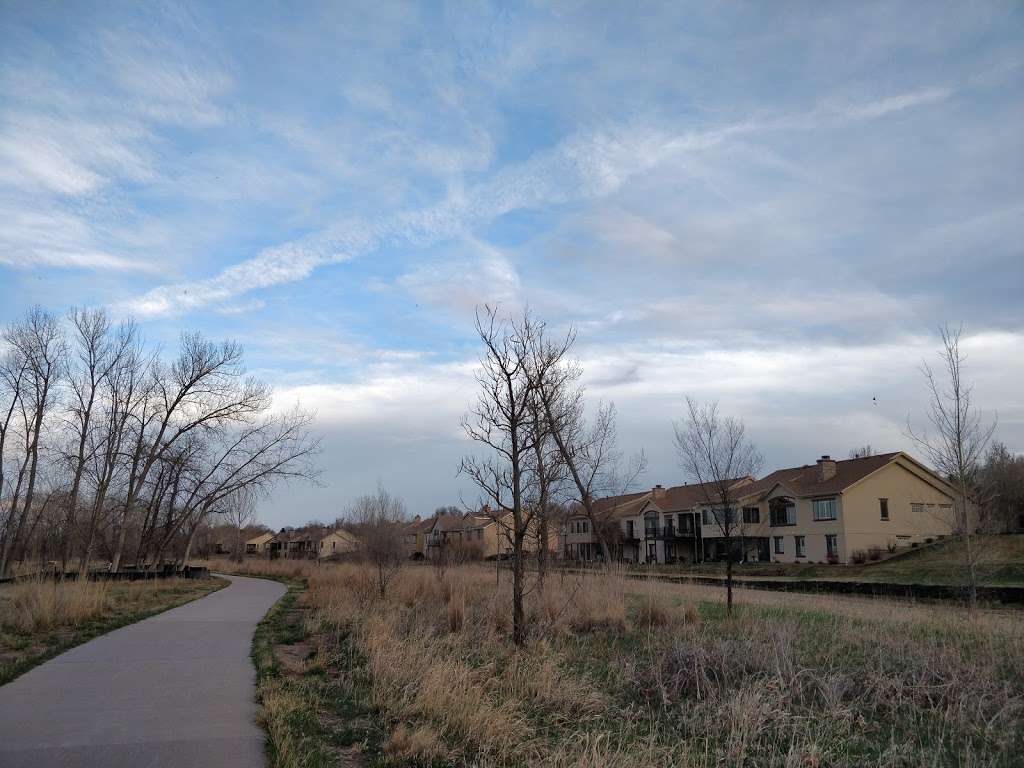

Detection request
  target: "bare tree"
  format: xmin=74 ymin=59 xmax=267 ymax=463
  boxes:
xmin=110 ymin=333 xmax=269 ymax=571
xmin=906 ymin=325 xmax=996 ymax=610
xmin=530 ymin=326 xmax=645 ymax=562
xmin=223 ymin=487 xmax=258 ymax=563
xmin=849 ymin=444 xmax=874 ymax=459
xmin=674 ymin=397 xmax=762 ymax=617
xmin=345 ymin=484 xmax=408 ymax=599
xmin=0 ymin=307 xmax=65 ymax=577
xmin=460 ymin=305 xmax=540 ymax=646
xmin=980 ymin=442 xmax=1024 ymax=534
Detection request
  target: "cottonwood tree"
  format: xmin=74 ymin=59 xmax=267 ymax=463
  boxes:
xmin=0 ymin=308 xmax=65 ymax=577
xmin=0 ymin=306 xmax=319 ymax=574
xmin=529 ymin=325 xmax=645 ymax=563
xmin=110 ymin=333 xmax=270 ymax=571
xmin=906 ymin=325 xmax=996 ymax=610
xmin=345 ymin=484 xmax=408 ymax=599
xmin=674 ymin=397 xmax=762 ymax=617
xmin=460 ymin=305 xmax=542 ymax=646
xmin=57 ymin=310 xmax=135 ymax=571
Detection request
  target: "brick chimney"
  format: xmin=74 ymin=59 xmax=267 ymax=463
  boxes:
xmin=817 ymin=455 xmax=837 ymax=482
xmin=652 ymin=484 xmax=667 ymax=500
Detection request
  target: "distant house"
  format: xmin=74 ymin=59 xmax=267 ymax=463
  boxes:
xmin=424 ymin=507 xmax=557 ymax=561
xmin=245 ymin=532 xmax=275 ymax=555
xmin=318 ymin=529 xmax=359 ymax=559
xmin=561 ymin=451 xmax=957 ymax=565
xmin=403 ymin=515 xmax=435 ymax=559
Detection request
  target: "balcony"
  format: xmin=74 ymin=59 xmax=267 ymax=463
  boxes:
xmin=650 ymin=525 xmax=697 ymax=539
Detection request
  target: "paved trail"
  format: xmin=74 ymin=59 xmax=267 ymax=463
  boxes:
xmin=0 ymin=573 xmax=285 ymax=768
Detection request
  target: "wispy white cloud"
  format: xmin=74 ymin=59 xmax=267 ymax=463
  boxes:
xmin=120 ymin=84 xmax=960 ymax=317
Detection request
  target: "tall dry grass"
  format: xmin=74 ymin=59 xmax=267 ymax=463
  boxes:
xmin=289 ymin=561 xmax=1024 ymax=767
xmin=2 ymin=579 xmax=110 ymax=632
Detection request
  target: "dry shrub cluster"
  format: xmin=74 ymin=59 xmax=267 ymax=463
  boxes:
xmin=287 ymin=562 xmax=1023 ymax=766
xmin=2 ymin=579 xmax=110 ymax=632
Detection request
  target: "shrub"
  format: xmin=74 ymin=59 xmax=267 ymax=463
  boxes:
xmin=867 ymin=547 xmax=883 ymax=561
xmin=850 ymin=549 xmax=867 ymax=564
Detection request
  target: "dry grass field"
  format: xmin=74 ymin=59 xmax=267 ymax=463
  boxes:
xmin=0 ymin=576 xmax=225 ymax=685
xmin=226 ymin=558 xmax=1024 ymax=768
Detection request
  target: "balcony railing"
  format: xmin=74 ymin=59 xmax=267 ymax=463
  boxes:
xmin=646 ymin=525 xmax=697 ymax=539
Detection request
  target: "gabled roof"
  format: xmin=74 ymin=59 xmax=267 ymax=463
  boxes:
xmin=245 ymin=532 xmax=274 ymax=545
xmin=740 ymin=452 xmax=901 ymax=500
xmin=585 ymin=478 xmax=752 ymax=520
xmin=432 ymin=514 xmax=470 ymax=532
xmin=405 ymin=516 xmax=437 ymax=534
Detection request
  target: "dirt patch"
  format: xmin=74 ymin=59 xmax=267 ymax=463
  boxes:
xmin=272 ymin=639 xmax=314 ymax=674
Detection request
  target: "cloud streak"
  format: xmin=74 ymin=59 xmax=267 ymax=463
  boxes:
xmin=119 ymin=86 xmax=956 ymax=317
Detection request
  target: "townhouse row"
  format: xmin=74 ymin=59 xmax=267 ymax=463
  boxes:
xmin=562 ymin=451 xmax=958 ymax=565
xmin=245 ymin=528 xmax=360 ymax=559
xmin=404 ymin=507 xmax=557 ymax=561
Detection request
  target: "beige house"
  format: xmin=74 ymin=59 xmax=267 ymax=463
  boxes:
xmin=737 ymin=452 xmax=956 ymax=564
xmin=425 ymin=508 xmax=557 ymax=561
xmin=244 ymin=532 xmax=275 ymax=555
xmin=561 ymin=452 xmax=956 ymax=566
xmin=318 ymin=529 xmax=359 ymax=559
xmin=403 ymin=515 xmax=436 ymax=559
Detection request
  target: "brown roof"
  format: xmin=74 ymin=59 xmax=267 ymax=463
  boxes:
xmin=739 ymin=452 xmax=901 ymax=499
xmin=406 ymin=516 xmax=437 ymax=533
xmin=586 ymin=478 xmax=751 ymax=520
xmin=433 ymin=514 xmax=470 ymax=532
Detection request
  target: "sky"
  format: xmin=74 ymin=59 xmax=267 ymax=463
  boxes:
xmin=1 ymin=1 xmax=1022 ymax=529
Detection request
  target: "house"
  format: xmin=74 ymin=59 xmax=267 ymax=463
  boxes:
xmin=562 ymin=479 xmax=753 ymax=565
xmin=562 ymin=451 xmax=957 ymax=566
xmin=403 ymin=515 xmax=435 ymax=559
xmin=245 ymin=532 xmax=275 ymax=555
xmin=425 ymin=507 xmax=557 ymax=561
xmin=318 ymin=529 xmax=359 ymax=559
xmin=733 ymin=452 xmax=956 ymax=564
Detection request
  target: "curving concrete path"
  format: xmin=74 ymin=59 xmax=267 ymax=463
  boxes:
xmin=0 ymin=573 xmax=285 ymax=768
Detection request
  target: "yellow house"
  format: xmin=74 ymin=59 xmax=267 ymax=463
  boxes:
xmin=564 ymin=451 xmax=957 ymax=566
xmin=734 ymin=452 xmax=956 ymax=564
xmin=403 ymin=516 xmax=435 ymax=559
xmin=244 ymin=532 xmax=275 ymax=555
xmin=318 ymin=529 xmax=359 ymax=559
xmin=425 ymin=508 xmax=558 ymax=561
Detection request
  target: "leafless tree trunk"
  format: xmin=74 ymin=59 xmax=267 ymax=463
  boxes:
xmin=0 ymin=308 xmax=64 ymax=577
xmin=530 ymin=327 xmax=645 ymax=563
xmin=460 ymin=306 xmax=542 ymax=646
xmin=906 ymin=325 xmax=996 ymax=610
xmin=345 ymin=484 xmax=408 ymax=598
xmin=674 ymin=397 xmax=762 ymax=617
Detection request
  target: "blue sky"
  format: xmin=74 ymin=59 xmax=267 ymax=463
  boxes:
xmin=2 ymin=1 xmax=1022 ymax=528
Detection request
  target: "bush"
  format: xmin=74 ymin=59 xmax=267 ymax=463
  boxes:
xmin=850 ymin=549 xmax=867 ymax=564
xmin=867 ymin=547 xmax=883 ymax=561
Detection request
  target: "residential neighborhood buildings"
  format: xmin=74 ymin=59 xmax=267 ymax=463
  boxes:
xmin=246 ymin=527 xmax=361 ymax=560
xmin=404 ymin=507 xmax=558 ymax=561
xmin=561 ymin=452 xmax=958 ymax=566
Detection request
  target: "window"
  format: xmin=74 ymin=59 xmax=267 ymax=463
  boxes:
xmin=644 ymin=515 xmax=658 ymax=536
xmin=812 ymin=498 xmax=837 ymax=521
xmin=773 ymin=536 xmax=784 ymax=554
xmin=583 ymin=520 xmax=589 ymax=533
xmin=743 ymin=507 xmax=760 ymax=524
xmin=770 ymin=502 xmax=796 ymax=526
xmin=701 ymin=509 xmax=711 ymax=526
xmin=795 ymin=536 xmax=806 ymax=558
xmin=626 ymin=520 xmax=634 ymax=539
xmin=911 ymin=503 xmax=924 ymax=515
xmin=825 ymin=534 xmax=838 ymax=557
xmin=879 ymin=498 xmax=889 ymax=521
